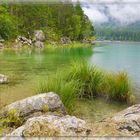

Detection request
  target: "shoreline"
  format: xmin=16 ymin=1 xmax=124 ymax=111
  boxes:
xmin=94 ymin=40 xmax=140 ymax=44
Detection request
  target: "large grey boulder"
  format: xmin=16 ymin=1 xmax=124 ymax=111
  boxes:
xmin=112 ymin=104 xmax=140 ymax=135
xmin=33 ymin=30 xmax=45 ymax=49
xmin=0 ymin=74 xmax=7 ymax=84
xmin=34 ymin=40 xmax=44 ymax=48
xmin=14 ymin=36 xmax=32 ymax=48
xmin=91 ymin=104 xmax=140 ymax=136
xmin=0 ymin=92 xmax=66 ymax=119
xmin=7 ymin=115 xmax=89 ymax=137
xmin=34 ymin=30 xmax=45 ymax=42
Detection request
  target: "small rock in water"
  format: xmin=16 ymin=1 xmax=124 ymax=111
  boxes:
xmin=0 ymin=74 xmax=8 ymax=84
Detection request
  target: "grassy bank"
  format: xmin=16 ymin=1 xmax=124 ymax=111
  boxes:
xmin=37 ymin=61 xmax=133 ymax=113
xmin=45 ymin=41 xmax=92 ymax=49
xmin=2 ymin=42 xmax=93 ymax=55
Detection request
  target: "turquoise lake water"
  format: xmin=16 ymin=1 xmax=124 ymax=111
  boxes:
xmin=0 ymin=43 xmax=139 ymax=122
xmin=91 ymin=42 xmax=140 ymax=99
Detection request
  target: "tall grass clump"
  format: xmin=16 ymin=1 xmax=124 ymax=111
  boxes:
xmin=66 ymin=61 xmax=104 ymax=98
xmin=37 ymin=72 xmax=79 ymax=113
xmin=103 ymin=72 xmax=131 ymax=102
xmin=37 ymin=61 xmax=133 ymax=113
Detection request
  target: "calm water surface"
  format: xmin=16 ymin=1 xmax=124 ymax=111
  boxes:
xmin=0 ymin=48 xmax=93 ymax=108
xmin=91 ymin=42 xmax=140 ymax=99
xmin=0 ymin=43 xmax=139 ymax=122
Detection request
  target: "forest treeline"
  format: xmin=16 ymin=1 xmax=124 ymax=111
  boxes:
xmin=95 ymin=27 xmax=140 ymax=41
xmin=0 ymin=1 xmax=94 ymax=41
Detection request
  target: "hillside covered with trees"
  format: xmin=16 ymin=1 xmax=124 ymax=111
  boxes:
xmin=95 ymin=25 xmax=140 ymax=41
xmin=0 ymin=1 xmax=94 ymax=41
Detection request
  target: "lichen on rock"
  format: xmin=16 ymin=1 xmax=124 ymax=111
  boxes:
xmin=0 ymin=92 xmax=66 ymax=119
xmin=7 ymin=115 xmax=89 ymax=137
xmin=91 ymin=104 xmax=140 ymax=136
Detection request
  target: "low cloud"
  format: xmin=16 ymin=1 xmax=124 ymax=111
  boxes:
xmin=73 ymin=0 xmax=140 ymax=25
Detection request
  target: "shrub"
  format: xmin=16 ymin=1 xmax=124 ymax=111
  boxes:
xmin=103 ymin=72 xmax=131 ymax=102
xmin=0 ymin=15 xmax=17 ymax=40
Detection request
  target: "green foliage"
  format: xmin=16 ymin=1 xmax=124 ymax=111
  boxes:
xmin=103 ymin=72 xmax=131 ymax=102
xmin=0 ymin=2 xmax=94 ymax=41
xmin=66 ymin=62 xmax=104 ymax=98
xmin=0 ymin=6 xmax=17 ymax=40
xmin=95 ymin=27 xmax=140 ymax=41
xmin=0 ymin=109 xmax=23 ymax=128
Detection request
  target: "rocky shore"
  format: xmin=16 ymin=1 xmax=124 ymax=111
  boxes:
xmin=91 ymin=104 xmax=140 ymax=136
xmin=0 ymin=92 xmax=140 ymax=138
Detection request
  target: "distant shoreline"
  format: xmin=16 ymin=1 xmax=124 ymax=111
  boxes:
xmin=94 ymin=40 xmax=140 ymax=44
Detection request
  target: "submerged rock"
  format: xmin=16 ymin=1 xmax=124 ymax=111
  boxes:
xmin=0 ymin=74 xmax=7 ymax=84
xmin=91 ymin=104 xmax=140 ymax=136
xmin=7 ymin=115 xmax=89 ymax=137
xmin=0 ymin=92 xmax=66 ymax=119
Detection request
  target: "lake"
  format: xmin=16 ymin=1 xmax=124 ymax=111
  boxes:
xmin=0 ymin=42 xmax=139 ymax=122
xmin=91 ymin=42 xmax=140 ymax=100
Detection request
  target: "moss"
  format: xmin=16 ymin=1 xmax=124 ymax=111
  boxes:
xmin=0 ymin=126 xmax=3 ymax=136
xmin=42 ymin=104 xmax=49 ymax=113
xmin=1 ymin=109 xmax=23 ymax=128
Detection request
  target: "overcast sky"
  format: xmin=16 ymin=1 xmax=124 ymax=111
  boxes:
xmin=73 ymin=0 xmax=140 ymax=25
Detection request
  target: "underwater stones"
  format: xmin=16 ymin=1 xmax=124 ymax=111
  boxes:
xmin=0 ymin=74 xmax=8 ymax=84
xmin=0 ymin=92 xmax=66 ymax=119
